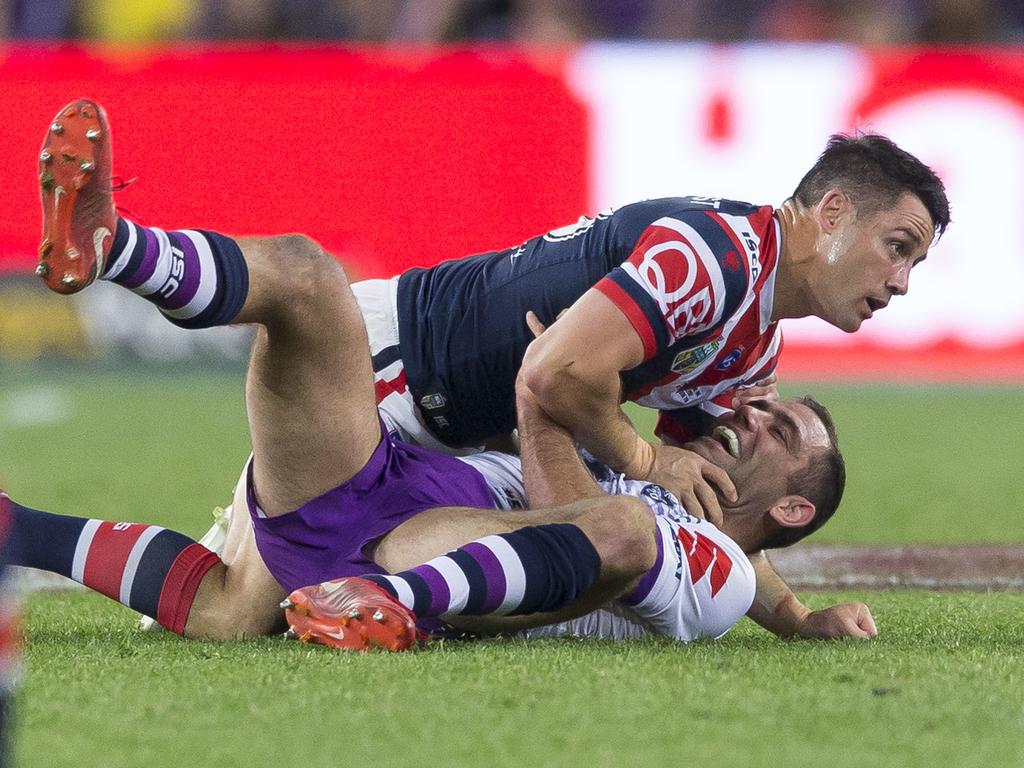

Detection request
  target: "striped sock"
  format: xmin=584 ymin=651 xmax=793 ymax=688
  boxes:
xmin=101 ymin=217 xmax=249 ymax=329
xmin=363 ymin=523 xmax=601 ymax=619
xmin=9 ymin=499 xmax=219 ymax=635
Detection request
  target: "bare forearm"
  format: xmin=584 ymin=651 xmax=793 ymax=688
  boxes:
xmin=521 ymin=361 xmax=652 ymax=480
xmin=518 ymin=292 xmax=652 ymax=480
xmin=516 ymin=384 xmax=602 ymax=507
xmin=745 ymin=551 xmax=810 ymax=638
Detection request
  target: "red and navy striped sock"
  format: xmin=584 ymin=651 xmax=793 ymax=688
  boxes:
xmin=100 ymin=217 xmax=249 ymax=329
xmin=7 ymin=496 xmax=218 ymax=635
xmin=363 ymin=523 xmax=601 ymax=619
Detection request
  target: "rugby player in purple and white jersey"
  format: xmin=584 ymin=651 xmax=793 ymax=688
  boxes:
xmin=6 ymin=99 xmax=855 ymax=650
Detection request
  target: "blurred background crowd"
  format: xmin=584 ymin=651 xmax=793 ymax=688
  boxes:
xmin=2 ymin=0 xmax=1023 ymax=44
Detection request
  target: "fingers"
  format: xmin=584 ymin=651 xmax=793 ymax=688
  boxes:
xmin=843 ymin=620 xmax=874 ymax=640
xmin=678 ymin=487 xmax=723 ymax=528
xmin=678 ymin=491 xmax=705 ymax=521
xmin=836 ymin=604 xmax=876 ymax=639
xmin=691 ymin=482 xmax=724 ymax=527
xmin=649 ymin=446 xmax=735 ymax=521
xmin=525 ymin=311 xmax=546 ymax=338
xmin=732 ymin=374 xmax=780 ymax=407
xmin=700 ymin=461 xmax=737 ymax=503
xmin=526 ymin=309 xmax=569 ymax=338
xmin=856 ymin=605 xmax=879 ymax=638
xmin=802 ymin=604 xmax=878 ymax=640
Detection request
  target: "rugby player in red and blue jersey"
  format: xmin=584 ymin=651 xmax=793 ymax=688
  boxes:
xmin=373 ymin=140 xmax=947 ymax=640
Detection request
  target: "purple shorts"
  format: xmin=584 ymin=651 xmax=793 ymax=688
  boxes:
xmin=248 ymin=425 xmax=496 ymax=593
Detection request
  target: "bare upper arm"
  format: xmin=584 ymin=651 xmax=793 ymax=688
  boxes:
xmin=521 ymin=288 xmax=647 ymax=391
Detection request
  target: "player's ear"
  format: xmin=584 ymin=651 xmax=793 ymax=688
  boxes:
xmin=768 ymin=495 xmax=816 ymax=529
xmin=815 ymin=188 xmax=850 ymax=232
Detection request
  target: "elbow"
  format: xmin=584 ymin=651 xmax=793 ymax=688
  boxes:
xmin=519 ymin=340 xmax=574 ymax=411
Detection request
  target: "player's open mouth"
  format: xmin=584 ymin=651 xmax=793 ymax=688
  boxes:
xmin=712 ymin=426 xmax=740 ymax=458
xmin=865 ymin=297 xmax=885 ymax=313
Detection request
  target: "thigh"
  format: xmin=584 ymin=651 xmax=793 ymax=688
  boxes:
xmin=237 ymin=236 xmax=381 ymax=517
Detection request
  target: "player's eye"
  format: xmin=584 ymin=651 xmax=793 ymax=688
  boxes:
xmin=889 ymin=240 xmax=905 ymax=260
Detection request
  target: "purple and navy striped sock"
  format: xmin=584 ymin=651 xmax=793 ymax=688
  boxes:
xmin=101 ymin=217 xmax=249 ymax=329
xmin=364 ymin=523 xmax=601 ymax=619
xmin=8 ymin=497 xmax=219 ymax=634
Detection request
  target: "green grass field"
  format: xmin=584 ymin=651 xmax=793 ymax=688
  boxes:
xmin=21 ymin=590 xmax=1024 ymax=768
xmin=3 ymin=366 xmax=1024 ymax=767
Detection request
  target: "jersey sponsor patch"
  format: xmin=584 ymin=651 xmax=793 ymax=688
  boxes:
xmin=715 ymin=347 xmax=744 ymax=370
xmin=677 ymin=526 xmax=733 ymax=597
xmin=618 ymin=219 xmax=726 ymax=341
xmin=670 ymin=341 xmax=721 ymax=374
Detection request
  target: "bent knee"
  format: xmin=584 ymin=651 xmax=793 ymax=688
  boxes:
xmin=585 ymin=496 xmax=657 ymax=581
xmin=264 ymin=234 xmax=346 ymax=296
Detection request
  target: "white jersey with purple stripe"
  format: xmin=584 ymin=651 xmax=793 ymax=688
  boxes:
xmin=459 ymin=453 xmax=756 ymax=642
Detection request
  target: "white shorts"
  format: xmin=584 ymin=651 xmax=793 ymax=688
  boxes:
xmin=352 ymin=277 xmax=482 ymax=456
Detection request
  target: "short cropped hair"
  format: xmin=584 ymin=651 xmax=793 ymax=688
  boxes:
xmin=791 ymin=133 xmax=950 ymax=240
xmin=760 ymin=395 xmax=845 ymax=550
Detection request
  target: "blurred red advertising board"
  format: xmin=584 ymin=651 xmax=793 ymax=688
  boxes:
xmin=0 ymin=44 xmax=588 ymax=278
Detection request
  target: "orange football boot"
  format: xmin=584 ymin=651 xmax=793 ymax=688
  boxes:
xmin=37 ymin=98 xmax=117 ymax=294
xmin=282 ymin=577 xmax=421 ymax=653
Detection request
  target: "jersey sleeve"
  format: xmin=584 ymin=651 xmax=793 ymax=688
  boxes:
xmin=594 ymin=211 xmax=751 ymax=361
xmin=655 ymin=392 xmax=736 ymax=445
xmin=624 ymin=516 xmax=755 ymax=642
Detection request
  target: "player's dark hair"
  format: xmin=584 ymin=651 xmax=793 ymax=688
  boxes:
xmin=761 ymin=395 xmax=845 ymax=550
xmin=791 ymin=133 xmax=950 ymax=239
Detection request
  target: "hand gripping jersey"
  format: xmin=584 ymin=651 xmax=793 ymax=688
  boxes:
xmin=396 ymin=197 xmax=782 ymax=447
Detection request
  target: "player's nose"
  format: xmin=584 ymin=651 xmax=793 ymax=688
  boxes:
xmin=736 ymin=404 xmax=763 ymax=429
xmin=887 ymin=261 xmax=911 ymax=296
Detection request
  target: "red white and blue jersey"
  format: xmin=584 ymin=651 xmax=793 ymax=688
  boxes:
xmin=396 ymin=197 xmax=782 ymax=446
xmin=594 ymin=200 xmax=782 ymax=445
